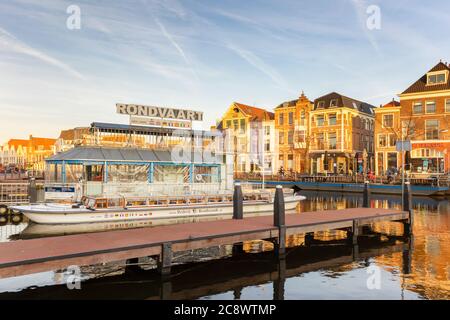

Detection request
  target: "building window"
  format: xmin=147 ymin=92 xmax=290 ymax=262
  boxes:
xmin=377 ymin=153 xmax=384 ymax=175
xmin=425 ymin=120 xmax=439 ymax=140
xmin=389 ymin=134 xmax=396 ymax=147
xmin=316 ymin=133 xmax=325 ymax=149
xmin=298 ymin=130 xmax=306 ymax=143
xmin=226 ymin=120 xmax=232 ymax=128
xmin=427 ymin=72 xmax=446 ymax=85
xmin=383 ymin=114 xmax=394 ymax=128
xmin=329 ymin=132 xmax=337 ymax=149
xmin=402 ymin=120 xmax=415 ymax=138
xmin=265 ymin=126 xmax=270 ymax=135
xmin=329 ymin=113 xmax=337 ymax=125
xmin=426 ymin=101 xmax=436 ymax=114
xmin=317 ymin=101 xmax=325 ymax=109
xmin=265 ymin=141 xmax=270 ymax=152
xmin=287 ymin=154 xmax=293 ymax=169
xmin=330 ymin=99 xmax=338 ymax=108
xmin=288 ymin=132 xmax=294 ymax=144
xmin=300 ymin=111 xmax=306 ymax=125
xmin=316 ymin=115 xmax=325 ymax=126
xmin=288 ymin=112 xmax=294 ymax=125
xmin=239 ymin=119 xmax=246 ymax=133
xmin=378 ymin=134 xmax=387 ymax=147
xmin=233 ymin=120 xmax=239 ymax=131
xmin=279 ymin=113 xmax=284 ymax=125
xmin=387 ymin=153 xmax=398 ymax=171
xmin=445 ymin=99 xmax=450 ymax=113
xmin=412 ymin=102 xmax=423 ymax=114
xmin=279 ymin=132 xmax=285 ymax=144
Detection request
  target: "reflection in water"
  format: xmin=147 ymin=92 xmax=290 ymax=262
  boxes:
xmin=0 ymin=190 xmax=449 ymax=299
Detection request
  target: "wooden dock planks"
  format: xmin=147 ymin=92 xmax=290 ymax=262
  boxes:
xmin=0 ymin=208 xmax=409 ymax=279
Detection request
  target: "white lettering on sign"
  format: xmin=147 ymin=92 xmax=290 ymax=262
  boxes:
xmin=116 ymin=104 xmax=203 ymax=121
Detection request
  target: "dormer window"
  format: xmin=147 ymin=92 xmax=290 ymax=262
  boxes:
xmin=317 ymin=101 xmax=325 ymax=109
xmin=427 ymin=72 xmax=446 ymax=85
xmin=329 ymin=99 xmax=338 ymax=108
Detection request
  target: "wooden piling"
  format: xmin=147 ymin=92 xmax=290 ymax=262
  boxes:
xmin=402 ymin=182 xmax=414 ymax=236
xmin=363 ymin=181 xmax=370 ymax=208
xmin=273 ymin=258 xmax=286 ymax=300
xmin=157 ymin=243 xmax=172 ymax=277
xmin=273 ymin=185 xmax=286 ymax=258
xmin=233 ymin=184 xmax=243 ymax=220
xmin=304 ymin=232 xmax=315 ymax=246
xmin=273 ymin=185 xmax=285 ymax=227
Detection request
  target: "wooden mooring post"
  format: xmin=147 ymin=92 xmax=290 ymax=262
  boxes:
xmin=157 ymin=243 xmax=172 ymax=277
xmin=273 ymin=185 xmax=286 ymax=259
xmin=402 ymin=182 xmax=414 ymax=236
xmin=233 ymin=183 xmax=243 ymax=220
xmin=362 ymin=181 xmax=370 ymax=208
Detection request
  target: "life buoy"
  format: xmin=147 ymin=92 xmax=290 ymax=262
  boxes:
xmin=0 ymin=205 xmax=8 ymax=215
xmin=10 ymin=213 xmax=23 ymax=225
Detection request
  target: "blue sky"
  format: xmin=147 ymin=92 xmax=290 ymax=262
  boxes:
xmin=1 ymin=0 xmax=450 ymax=142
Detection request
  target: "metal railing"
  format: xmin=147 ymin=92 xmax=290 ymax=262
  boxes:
xmin=235 ymin=173 xmax=450 ymax=187
xmin=100 ymin=182 xmax=224 ymax=197
xmin=0 ymin=183 xmax=30 ymax=204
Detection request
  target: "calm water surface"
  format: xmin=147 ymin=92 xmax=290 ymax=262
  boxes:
xmin=0 ymin=191 xmax=449 ymax=300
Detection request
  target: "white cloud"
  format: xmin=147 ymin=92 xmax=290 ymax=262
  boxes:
xmin=227 ymin=43 xmax=293 ymax=93
xmin=0 ymin=27 xmax=84 ymax=80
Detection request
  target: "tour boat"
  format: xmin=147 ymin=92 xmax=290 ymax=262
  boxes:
xmin=10 ymin=190 xmax=305 ymax=225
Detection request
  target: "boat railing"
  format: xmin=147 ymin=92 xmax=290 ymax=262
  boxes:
xmin=88 ymin=188 xmax=274 ymax=209
xmin=0 ymin=182 xmax=32 ymax=205
xmin=100 ymin=182 xmax=224 ymax=197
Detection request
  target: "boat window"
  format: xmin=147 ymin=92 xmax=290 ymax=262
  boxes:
xmin=108 ymin=164 xmax=149 ymax=183
xmin=87 ymin=198 xmax=96 ymax=208
xmin=85 ymin=165 xmax=104 ymax=182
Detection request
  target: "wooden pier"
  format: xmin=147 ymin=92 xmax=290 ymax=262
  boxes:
xmin=0 ymin=185 xmax=411 ymax=280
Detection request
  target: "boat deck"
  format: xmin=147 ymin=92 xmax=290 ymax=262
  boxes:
xmin=0 ymin=207 xmax=409 ymax=279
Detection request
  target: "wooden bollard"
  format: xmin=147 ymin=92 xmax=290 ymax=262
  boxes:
xmin=362 ymin=180 xmax=370 ymax=208
xmin=157 ymin=243 xmax=172 ymax=277
xmin=403 ymin=182 xmax=414 ymax=236
xmin=233 ymin=183 xmax=243 ymax=220
xmin=273 ymin=185 xmax=285 ymax=227
xmin=403 ymin=182 xmax=412 ymax=212
xmin=273 ymin=185 xmax=286 ymax=258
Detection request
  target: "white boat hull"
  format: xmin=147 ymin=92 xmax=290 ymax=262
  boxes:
xmin=11 ymin=195 xmax=305 ymax=225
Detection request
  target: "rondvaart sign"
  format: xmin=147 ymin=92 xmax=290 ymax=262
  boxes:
xmin=116 ymin=104 xmax=203 ymax=121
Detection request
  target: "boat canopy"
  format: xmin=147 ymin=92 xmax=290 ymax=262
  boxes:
xmin=46 ymin=147 xmax=222 ymax=164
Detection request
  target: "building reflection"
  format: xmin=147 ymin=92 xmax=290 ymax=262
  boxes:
xmin=1 ymin=190 xmax=449 ymax=299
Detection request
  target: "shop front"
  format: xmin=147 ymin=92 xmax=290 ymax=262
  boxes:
xmin=410 ymin=142 xmax=450 ymax=176
xmin=310 ymin=152 xmax=351 ymax=175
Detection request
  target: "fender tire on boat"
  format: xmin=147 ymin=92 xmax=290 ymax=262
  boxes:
xmin=0 ymin=204 xmax=8 ymax=215
xmin=10 ymin=213 xmax=23 ymax=225
xmin=10 ymin=208 xmax=21 ymax=215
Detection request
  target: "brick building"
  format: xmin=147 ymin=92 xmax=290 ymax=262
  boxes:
xmin=274 ymin=92 xmax=313 ymax=174
xmin=374 ymin=100 xmax=401 ymax=175
xmin=398 ymin=61 xmax=450 ymax=176
xmin=218 ymin=102 xmax=276 ymax=175
xmin=309 ymin=92 xmax=375 ymax=174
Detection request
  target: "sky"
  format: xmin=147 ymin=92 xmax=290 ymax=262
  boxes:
xmin=1 ymin=0 xmax=450 ymax=142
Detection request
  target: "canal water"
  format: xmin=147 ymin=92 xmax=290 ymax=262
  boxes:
xmin=0 ymin=191 xmax=449 ymax=299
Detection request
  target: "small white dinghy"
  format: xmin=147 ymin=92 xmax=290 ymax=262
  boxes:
xmin=10 ymin=190 xmax=305 ymax=225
